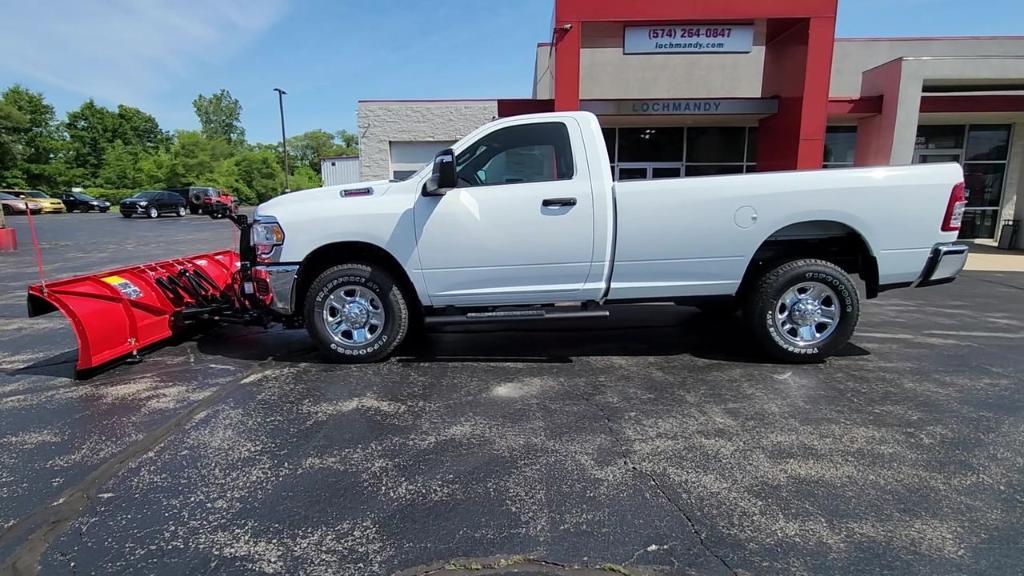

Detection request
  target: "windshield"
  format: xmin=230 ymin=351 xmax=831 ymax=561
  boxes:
xmin=74 ymin=192 xmax=96 ymax=200
xmin=26 ymin=191 xmax=48 ymax=199
xmin=131 ymin=191 xmax=161 ymax=200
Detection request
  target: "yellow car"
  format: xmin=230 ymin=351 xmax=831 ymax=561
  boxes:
xmin=6 ymin=190 xmax=66 ymax=213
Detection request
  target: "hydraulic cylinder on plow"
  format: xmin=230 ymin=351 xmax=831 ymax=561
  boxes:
xmin=26 ymin=214 xmax=266 ymax=375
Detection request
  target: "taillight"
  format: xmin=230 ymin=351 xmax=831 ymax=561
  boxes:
xmin=942 ymin=182 xmax=967 ymax=232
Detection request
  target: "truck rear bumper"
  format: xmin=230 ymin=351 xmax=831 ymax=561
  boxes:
xmin=915 ymin=243 xmax=969 ymax=288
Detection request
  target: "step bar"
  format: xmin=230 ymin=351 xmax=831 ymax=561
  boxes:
xmin=424 ymin=308 xmax=610 ymax=326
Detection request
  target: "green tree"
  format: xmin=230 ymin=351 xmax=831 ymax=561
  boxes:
xmin=289 ymin=165 xmax=321 ymax=191
xmin=0 ymin=100 xmax=28 ymax=187
xmin=232 ymin=149 xmax=284 ymax=203
xmin=114 ymin=105 xmax=168 ymax=151
xmin=98 ymin=141 xmax=143 ymax=189
xmin=162 ymin=130 xmax=234 ymax=187
xmin=192 ymin=89 xmax=245 ymax=145
xmin=64 ymin=99 xmax=120 ymax=184
xmin=287 ymin=129 xmax=359 ymax=174
xmin=0 ymin=85 xmax=63 ymax=189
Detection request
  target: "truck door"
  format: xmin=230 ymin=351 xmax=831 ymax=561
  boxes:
xmin=414 ymin=118 xmax=597 ymax=306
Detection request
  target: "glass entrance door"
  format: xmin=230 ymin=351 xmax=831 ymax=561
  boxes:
xmin=913 ymin=149 xmax=999 ymax=238
xmin=616 ymin=164 xmax=683 ymax=181
xmin=915 ymin=151 xmax=962 ymax=164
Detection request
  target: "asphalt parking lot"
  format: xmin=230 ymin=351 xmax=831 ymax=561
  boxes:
xmin=0 ymin=212 xmax=1022 ymax=575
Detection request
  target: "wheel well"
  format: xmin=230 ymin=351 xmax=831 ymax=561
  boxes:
xmin=293 ymin=242 xmax=422 ymax=319
xmin=739 ymin=221 xmax=880 ymax=299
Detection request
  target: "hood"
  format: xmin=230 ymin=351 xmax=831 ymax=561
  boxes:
xmin=256 ymin=180 xmax=393 ymax=218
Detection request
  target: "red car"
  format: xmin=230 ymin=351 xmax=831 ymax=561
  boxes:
xmin=203 ymin=190 xmax=239 ymax=219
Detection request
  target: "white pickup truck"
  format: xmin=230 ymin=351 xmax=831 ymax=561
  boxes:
xmin=250 ymin=111 xmax=969 ymax=363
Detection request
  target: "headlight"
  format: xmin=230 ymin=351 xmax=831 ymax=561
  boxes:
xmin=138 ymin=201 xmax=148 ymax=207
xmin=90 ymin=201 xmax=99 ymax=205
xmin=252 ymin=220 xmax=285 ymax=247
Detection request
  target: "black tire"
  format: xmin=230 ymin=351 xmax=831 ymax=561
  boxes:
xmin=122 ymin=213 xmax=132 ymax=218
xmin=305 ymin=264 xmax=409 ymax=363
xmin=147 ymin=206 xmax=159 ymax=219
xmin=2 ymin=205 xmax=11 ymax=215
xmin=99 ymin=208 xmax=109 ymax=213
xmin=176 ymin=206 xmax=186 ymax=217
xmin=744 ymin=259 xmax=860 ymax=363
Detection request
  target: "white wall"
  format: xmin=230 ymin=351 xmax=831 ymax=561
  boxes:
xmin=578 ymin=22 xmax=765 ymax=100
xmin=832 ymin=38 xmax=1024 ymax=97
xmin=534 ymin=33 xmax=1024 ymax=101
xmin=357 ymin=101 xmax=498 ymax=181
xmin=320 ymin=157 xmax=360 ymax=186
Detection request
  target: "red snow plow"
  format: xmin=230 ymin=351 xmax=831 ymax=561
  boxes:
xmin=26 ymin=215 xmax=266 ymax=375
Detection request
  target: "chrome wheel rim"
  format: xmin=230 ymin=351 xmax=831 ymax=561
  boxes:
xmin=149 ymin=207 xmax=157 ymax=217
xmin=773 ymin=281 xmax=840 ymax=347
xmin=178 ymin=207 xmax=185 ymax=216
xmin=322 ymin=284 xmax=386 ymax=346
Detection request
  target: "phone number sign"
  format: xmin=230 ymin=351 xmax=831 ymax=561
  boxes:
xmin=624 ymin=24 xmax=754 ymax=54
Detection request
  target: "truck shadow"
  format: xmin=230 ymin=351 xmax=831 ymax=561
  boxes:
xmin=193 ymin=304 xmax=869 ymax=366
xmin=9 ymin=305 xmax=869 ymax=380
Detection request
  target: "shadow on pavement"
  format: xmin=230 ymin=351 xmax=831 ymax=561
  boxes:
xmin=7 ymin=305 xmax=873 ymax=380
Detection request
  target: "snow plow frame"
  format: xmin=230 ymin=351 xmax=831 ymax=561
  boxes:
xmin=26 ymin=214 xmax=265 ymax=375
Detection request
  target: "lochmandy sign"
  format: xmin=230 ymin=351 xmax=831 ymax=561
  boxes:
xmin=580 ymin=99 xmax=778 ymax=116
xmin=624 ymin=24 xmax=755 ymax=54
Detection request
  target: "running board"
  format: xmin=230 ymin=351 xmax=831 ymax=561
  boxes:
xmin=424 ymin=309 xmax=610 ymax=326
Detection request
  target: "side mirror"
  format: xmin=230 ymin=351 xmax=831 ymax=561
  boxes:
xmin=423 ymin=148 xmax=457 ymax=197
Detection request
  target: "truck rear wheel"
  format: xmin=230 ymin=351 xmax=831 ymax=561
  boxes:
xmin=744 ymin=259 xmax=859 ymax=363
xmin=305 ymin=264 xmax=409 ymax=363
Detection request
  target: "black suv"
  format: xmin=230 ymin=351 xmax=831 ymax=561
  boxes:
xmin=120 ymin=191 xmax=187 ymax=218
xmin=59 ymin=191 xmax=111 ymax=212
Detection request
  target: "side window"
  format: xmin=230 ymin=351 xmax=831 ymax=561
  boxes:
xmin=455 ymin=122 xmax=574 ymax=187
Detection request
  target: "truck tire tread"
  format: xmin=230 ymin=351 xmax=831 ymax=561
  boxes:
xmin=304 ymin=263 xmax=409 ymax=363
xmin=744 ymin=258 xmax=860 ymax=363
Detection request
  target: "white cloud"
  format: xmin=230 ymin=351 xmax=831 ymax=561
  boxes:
xmin=0 ymin=0 xmax=286 ymax=104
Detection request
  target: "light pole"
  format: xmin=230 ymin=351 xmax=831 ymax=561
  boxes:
xmin=273 ymin=88 xmax=290 ymax=192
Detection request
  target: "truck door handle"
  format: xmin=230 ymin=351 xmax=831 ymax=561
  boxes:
xmin=542 ymin=197 xmax=577 ymax=207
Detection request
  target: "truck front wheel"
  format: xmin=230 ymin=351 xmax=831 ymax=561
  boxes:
xmin=744 ymin=259 xmax=860 ymax=363
xmin=304 ymin=264 xmax=409 ymax=363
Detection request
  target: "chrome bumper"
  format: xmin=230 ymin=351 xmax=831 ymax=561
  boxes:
xmin=252 ymin=264 xmax=299 ymax=315
xmin=916 ymin=243 xmax=969 ymax=288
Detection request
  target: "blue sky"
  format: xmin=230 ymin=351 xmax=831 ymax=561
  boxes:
xmin=1 ymin=0 xmax=1022 ymax=143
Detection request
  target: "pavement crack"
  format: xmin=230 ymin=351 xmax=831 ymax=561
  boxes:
xmin=0 ymin=359 xmax=278 ymax=576
xmin=569 ymin=387 xmax=739 ymax=576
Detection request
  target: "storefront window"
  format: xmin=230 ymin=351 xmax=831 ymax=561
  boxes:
xmin=823 ymin=126 xmax=857 ymax=168
xmin=607 ymin=126 xmax=757 ymax=180
xmin=617 ymin=128 xmax=685 ymax=162
xmin=965 ymin=125 xmax=1011 ymax=161
xmin=963 ymin=163 xmax=1006 ymax=208
xmin=685 ymin=165 xmax=746 ymax=177
xmin=686 ymin=127 xmax=746 ymax=163
xmin=746 ymin=128 xmax=758 ymax=166
xmin=916 ymin=125 xmax=965 ymax=150
xmin=914 ymin=123 xmax=1013 ymax=240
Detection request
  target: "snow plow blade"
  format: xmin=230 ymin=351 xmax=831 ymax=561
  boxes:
xmin=26 ymin=250 xmax=241 ymax=373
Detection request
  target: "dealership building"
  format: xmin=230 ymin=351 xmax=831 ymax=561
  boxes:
xmin=356 ymin=0 xmax=1024 ymax=246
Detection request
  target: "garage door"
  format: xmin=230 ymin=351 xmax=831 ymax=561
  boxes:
xmin=389 ymin=141 xmax=455 ymax=180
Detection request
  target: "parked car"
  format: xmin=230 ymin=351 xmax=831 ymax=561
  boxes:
xmin=4 ymin=190 xmax=66 ymax=213
xmin=0 ymin=192 xmax=42 ymax=215
xmin=168 ymin=186 xmax=238 ymax=215
xmin=120 ymin=190 xmax=187 ymax=218
xmin=59 ymin=191 xmax=111 ymax=213
xmin=250 ymin=111 xmax=969 ymax=364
